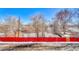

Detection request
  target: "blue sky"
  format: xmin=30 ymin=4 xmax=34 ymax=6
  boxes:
xmin=0 ymin=8 xmax=75 ymax=24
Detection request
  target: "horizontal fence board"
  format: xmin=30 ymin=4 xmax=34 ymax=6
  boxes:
xmin=0 ymin=37 xmax=79 ymax=42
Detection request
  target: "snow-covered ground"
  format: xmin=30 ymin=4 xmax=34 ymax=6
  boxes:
xmin=0 ymin=42 xmax=79 ymax=51
xmin=23 ymin=32 xmax=60 ymax=37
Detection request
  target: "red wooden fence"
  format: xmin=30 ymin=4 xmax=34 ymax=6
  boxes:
xmin=0 ymin=37 xmax=79 ymax=42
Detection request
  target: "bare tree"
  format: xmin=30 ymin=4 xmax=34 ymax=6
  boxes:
xmin=31 ymin=14 xmax=46 ymax=37
xmin=3 ymin=16 xmax=22 ymax=37
xmin=51 ymin=9 xmax=72 ymax=37
xmin=74 ymin=9 xmax=79 ymax=28
xmin=58 ymin=9 xmax=72 ymax=33
xmin=52 ymin=18 xmax=63 ymax=37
